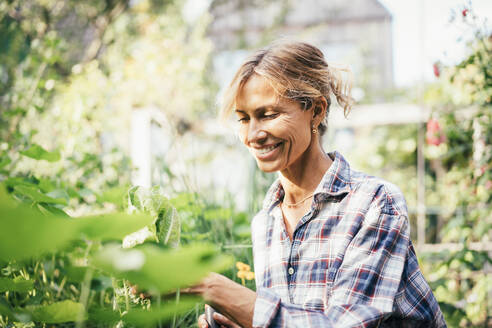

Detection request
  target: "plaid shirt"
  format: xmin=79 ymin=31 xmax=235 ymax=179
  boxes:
xmin=251 ymin=151 xmax=446 ymax=328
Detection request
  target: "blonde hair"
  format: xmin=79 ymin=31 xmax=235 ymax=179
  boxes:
xmin=220 ymin=41 xmax=354 ymax=135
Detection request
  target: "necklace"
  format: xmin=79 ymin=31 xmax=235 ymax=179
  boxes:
xmin=283 ymin=193 xmax=314 ymax=208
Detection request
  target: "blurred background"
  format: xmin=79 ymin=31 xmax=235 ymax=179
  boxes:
xmin=1 ymin=0 xmax=491 ymax=326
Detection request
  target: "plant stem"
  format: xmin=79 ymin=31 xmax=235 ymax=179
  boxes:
xmin=76 ymin=242 xmax=93 ymax=328
xmin=172 ymin=288 xmax=180 ymax=328
xmin=123 ymin=280 xmax=130 ymax=312
xmin=76 ymin=267 xmax=93 ymax=328
xmin=157 ymin=292 xmax=163 ymax=328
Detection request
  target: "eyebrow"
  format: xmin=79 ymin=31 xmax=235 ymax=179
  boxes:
xmin=235 ymin=105 xmax=281 ymax=114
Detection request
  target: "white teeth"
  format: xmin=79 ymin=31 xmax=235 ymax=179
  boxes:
xmin=257 ymin=143 xmax=280 ymax=154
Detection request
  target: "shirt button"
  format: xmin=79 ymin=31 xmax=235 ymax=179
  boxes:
xmin=288 ymin=267 xmax=294 ymax=275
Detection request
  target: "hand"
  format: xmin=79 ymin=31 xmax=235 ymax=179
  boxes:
xmin=183 ymin=272 xmax=256 ymax=328
xmin=198 ymin=305 xmax=242 ymax=328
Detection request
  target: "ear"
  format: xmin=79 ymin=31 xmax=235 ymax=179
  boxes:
xmin=312 ymin=96 xmax=328 ymax=127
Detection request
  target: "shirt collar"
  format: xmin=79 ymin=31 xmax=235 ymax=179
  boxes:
xmin=262 ymin=151 xmax=352 ymax=212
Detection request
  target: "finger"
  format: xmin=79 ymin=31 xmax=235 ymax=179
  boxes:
xmin=181 ymin=286 xmax=201 ymax=294
xmin=198 ymin=313 xmax=208 ymax=328
xmin=213 ymin=312 xmax=240 ymax=327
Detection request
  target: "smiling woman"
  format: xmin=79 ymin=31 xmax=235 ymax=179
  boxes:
xmin=188 ymin=41 xmax=447 ymax=328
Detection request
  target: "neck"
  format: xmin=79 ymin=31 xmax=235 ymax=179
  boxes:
xmin=279 ymin=139 xmax=332 ymax=204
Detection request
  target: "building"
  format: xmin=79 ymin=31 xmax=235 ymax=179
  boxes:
xmin=209 ymin=0 xmax=394 ymax=101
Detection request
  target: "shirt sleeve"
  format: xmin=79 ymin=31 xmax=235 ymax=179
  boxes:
xmin=253 ymin=208 xmax=415 ymax=328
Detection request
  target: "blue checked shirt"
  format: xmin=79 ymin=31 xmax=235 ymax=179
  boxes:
xmin=251 ymin=151 xmax=446 ymax=328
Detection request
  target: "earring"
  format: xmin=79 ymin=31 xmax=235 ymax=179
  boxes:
xmin=312 ymin=124 xmax=318 ymax=134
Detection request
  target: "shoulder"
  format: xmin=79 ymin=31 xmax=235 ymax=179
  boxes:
xmin=349 ymin=168 xmax=408 ymax=217
xmin=324 ymin=151 xmax=408 ymax=218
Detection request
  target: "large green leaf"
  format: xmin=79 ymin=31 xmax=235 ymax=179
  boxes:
xmin=0 ymin=277 xmax=34 ymax=293
xmin=20 ymin=144 xmax=61 ymax=162
xmin=89 ymin=297 xmax=198 ymax=326
xmin=27 ymin=300 xmax=85 ymax=323
xmin=75 ymin=212 xmax=154 ymax=241
xmin=92 ymin=243 xmax=232 ymax=293
xmin=0 ymin=188 xmax=78 ymax=261
xmin=0 ymin=188 xmax=153 ymax=261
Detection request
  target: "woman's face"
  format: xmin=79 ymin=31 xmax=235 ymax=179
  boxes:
xmin=235 ymin=74 xmax=313 ymax=173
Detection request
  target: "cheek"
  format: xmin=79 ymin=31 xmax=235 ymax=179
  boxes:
xmin=237 ymin=126 xmax=248 ymax=145
xmin=278 ymin=117 xmax=310 ymax=144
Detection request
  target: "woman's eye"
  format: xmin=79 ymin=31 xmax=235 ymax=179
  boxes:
xmin=237 ymin=117 xmax=249 ymax=122
xmin=264 ymin=113 xmax=279 ymax=119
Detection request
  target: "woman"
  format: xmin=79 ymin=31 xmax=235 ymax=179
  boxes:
xmin=189 ymin=41 xmax=446 ymax=328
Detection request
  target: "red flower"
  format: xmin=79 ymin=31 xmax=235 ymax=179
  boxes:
xmin=462 ymin=9 xmax=468 ymax=17
xmin=433 ymin=63 xmax=440 ymax=78
xmin=426 ymin=118 xmax=446 ymax=146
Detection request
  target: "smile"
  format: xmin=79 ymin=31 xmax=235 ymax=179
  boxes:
xmin=251 ymin=142 xmax=283 ymax=160
xmin=258 ymin=143 xmax=281 ymax=154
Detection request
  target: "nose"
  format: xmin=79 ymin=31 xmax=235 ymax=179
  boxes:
xmin=246 ymin=119 xmax=267 ymax=145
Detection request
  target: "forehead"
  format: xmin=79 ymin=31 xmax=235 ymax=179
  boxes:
xmin=236 ymin=74 xmax=280 ymax=110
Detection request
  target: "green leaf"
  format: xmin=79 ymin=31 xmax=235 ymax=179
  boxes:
xmin=75 ymin=212 xmax=154 ymax=241
xmin=0 ymin=187 xmax=78 ymax=261
xmin=37 ymin=178 xmax=56 ymax=193
xmin=92 ymin=243 xmax=233 ymax=293
xmin=0 ymin=300 xmax=14 ymax=318
xmin=0 ymin=187 xmax=153 ymax=261
xmin=124 ymin=297 xmax=198 ymax=326
xmin=0 ymin=278 xmax=34 ymax=293
xmin=127 ymin=186 xmax=180 ymax=247
xmin=156 ymin=204 xmax=180 ymax=247
xmin=37 ymin=203 xmax=70 ymax=217
xmin=13 ymin=185 xmax=67 ymax=205
xmin=88 ymin=296 xmax=198 ymax=326
xmin=0 ymin=157 xmax=11 ymax=169
xmin=28 ymin=300 xmax=85 ymax=323
xmin=20 ymin=144 xmax=61 ymax=162
xmin=3 ymin=177 xmax=37 ymax=190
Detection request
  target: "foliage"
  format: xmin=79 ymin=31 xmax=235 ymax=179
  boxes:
xmin=0 ymin=0 xmax=216 ymax=216
xmin=0 ymin=0 xmax=244 ymax=327
xmin=419 ymin=7 xmax=492 ymax=327
xmin=10 ymin=0 xmax=491 ymax=327
xmin=332 ymin=6 xmax=492 ymax=326
xmin=0 ymin=153 xmax=233 ymax=327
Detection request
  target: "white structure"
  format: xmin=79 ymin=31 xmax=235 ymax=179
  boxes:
xmin=131 ymin=109 xmax=152 ymax=188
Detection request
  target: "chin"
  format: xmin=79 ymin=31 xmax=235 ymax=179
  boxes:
xmin=255 ymin=159 xmax=282 ymax=173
